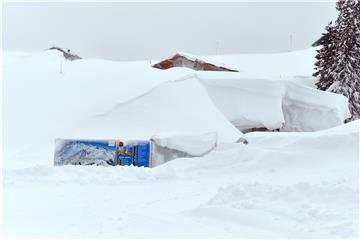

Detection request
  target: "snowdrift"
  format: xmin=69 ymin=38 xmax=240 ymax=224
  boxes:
xmin=3 ymin=119 xmax=358 ymax=238
xmin=3 ymin=49 xmax=358 ymax=238
xmin=59 ymin=72 xmax=349 ymax=141
xmin=151 ymin=132 xmax=217 ymax=156
xmin=151 ymin=132 xmax=218 ymax=166
xmin=3 ymin=49 xmax=351 ymax=168
xmin=243 ymin=119 xmax=360 ymax=146
xmin=62 ymin=78 xmax=242 ymax=143
xmin=3 ymin=51 xmax=193 ymax=167
xmin=194 ymin=72 xmax=350 ymax=131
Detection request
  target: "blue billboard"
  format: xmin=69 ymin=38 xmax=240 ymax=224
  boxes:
xmin=115 ymin=141 xmax=150 ymax=167
xmin=55 ymin=139 xmax=151 ymax=167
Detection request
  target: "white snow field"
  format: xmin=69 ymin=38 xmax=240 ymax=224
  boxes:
xmin=207 ymin=48 xmax=318 ymax=84
xmin=2 ymin=49 xmax=359 ymax=238
xmin=3 ymin=121 xmax=359 ymax=238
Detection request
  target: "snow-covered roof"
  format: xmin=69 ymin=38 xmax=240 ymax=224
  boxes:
xmin=176 ymin=51 xmax=232 ymax=67
xmin=48 ymin=46 xmax=81 ymax=61
xmin=66 ymin=72 xmax=350 ymax=143
xmin=155 ymin=51 xmax=239 ymax=71
xmin=193 ymin=72 xmax=350 ymax=131
xmin=67 ymin=77 xmax=242 ymax=143
xmin=151 ymin=132 xmax=218 ymax=156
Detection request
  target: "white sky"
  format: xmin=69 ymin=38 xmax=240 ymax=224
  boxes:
xmin=2 ymin=2 xmax=338 ymax=61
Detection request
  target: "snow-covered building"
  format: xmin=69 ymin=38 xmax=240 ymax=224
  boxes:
xmin=153 ymin=52 xmax=238 ymax=72
xmin=49 ymin=46 xmax=81 ymax=61
xmin=3 ymin=49 xmax=351 ymax=169
xmin=64 ymin=73 xmax=350 ymax=144
xmin=194 ymin=72 xmax=350 ymax=132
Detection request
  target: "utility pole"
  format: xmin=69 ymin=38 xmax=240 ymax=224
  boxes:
xmin=216 ymin=41 xmax=219 ymax=55
xmin=289 ymin=34 xmax=293 ymax=52
xmin=60 ymin=61 xmax=63 ymax=74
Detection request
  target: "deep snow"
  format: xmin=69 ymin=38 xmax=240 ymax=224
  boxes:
xmin=3 ymin=49 xmax=349 ymax=169
xmin=2 ymin=49 xmax=359 ymax=238
xmin=196 ymin=72 xmax=350 ymax=131
xmin=3 ymin=121 xmax=359 ymax=238
xmin=151 ymin=132 xmax=218 ymax=156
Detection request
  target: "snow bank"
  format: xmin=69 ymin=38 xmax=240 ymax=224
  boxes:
xmin=63 ymin=78 xmax=241 ymax=143
xmin=245 ymin=117 xmax=359 ymax=137
xmin=197 ymin=73 xmax=285 ymax=130
xmin=151 ymin=132 xmax=217 ymax=156
xmin=3 ymin=51 xmax=192 ymax=167
xmin=193 ymin=72 xmax=350 ymax=131
xmin=2 ymin=49 xmax=350 ymax=169
xmin=150 ymin=132 xmax=218 ymax=166
xmin=282 ymin=81 xmax=351 ymax=131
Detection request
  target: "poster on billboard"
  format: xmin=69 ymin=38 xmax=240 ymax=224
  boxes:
xmin=54 ymin=139 xmax=151 ymax=167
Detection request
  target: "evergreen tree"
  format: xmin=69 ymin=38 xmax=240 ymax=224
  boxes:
xmin=314 ymin=0 xmax=360 ymax=121
xmin=331 ymin=0 xmax=360 ymax=121
xmin=312 ymin=22 xmax=338 ymax=90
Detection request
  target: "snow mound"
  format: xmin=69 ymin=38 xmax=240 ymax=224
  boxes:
xmin=194 ymin=72 xmax=350 ymax=131
xmin=151 ymin=132 xmax=217 ymax=156
xmin=3 ymin=51 xmax=193 ymax=167
xmin=62 ymin=78 xmax=242 ymax=143
xmin=244 ymin=119 xmax=360 ymax=147
xmin=150 ymin=132 xmax=218 ymax=167
xmin=2 ymin=49 xmax=353 ymax=170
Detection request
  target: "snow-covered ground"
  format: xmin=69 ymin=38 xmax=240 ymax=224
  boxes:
xmin=207 ymin=48 xmax=318 ymax=83
xmin=2 ymin=49 xmax=359 ymax=238
xmin=3 ymin=121 xmax=359 ymax=238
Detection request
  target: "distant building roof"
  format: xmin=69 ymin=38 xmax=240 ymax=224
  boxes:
xmin=49 ymin=46 xmax=82 ymax=61
xmin=153 ymin=52 xmax=238 ymax=72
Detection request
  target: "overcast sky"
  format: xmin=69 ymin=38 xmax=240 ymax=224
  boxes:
xmin=3 ymin=2 xmax=338 ymax=61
